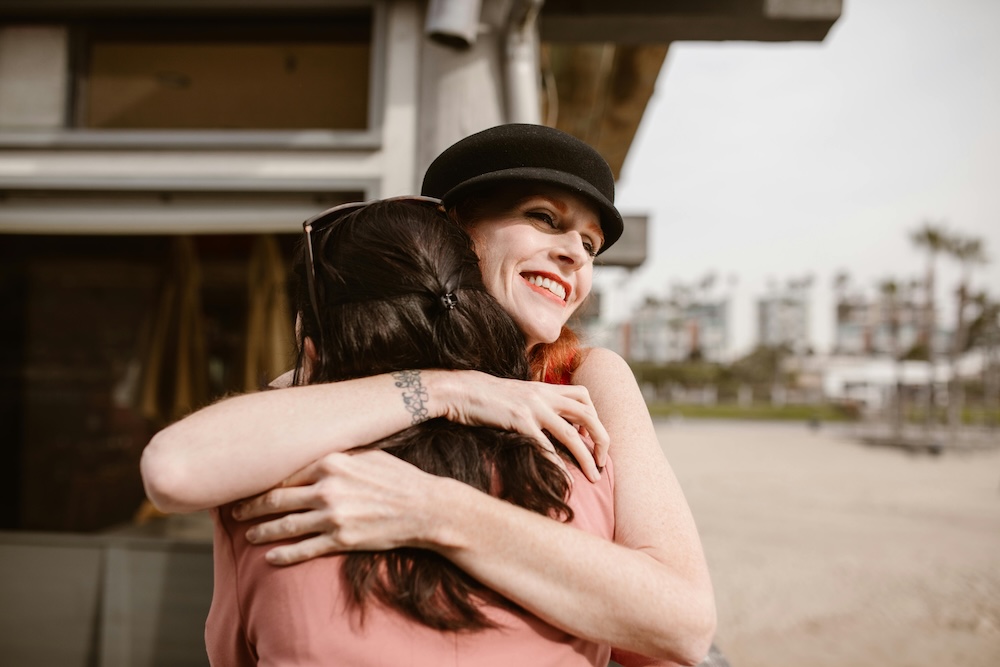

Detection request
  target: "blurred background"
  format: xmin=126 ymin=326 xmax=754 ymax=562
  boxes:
xmin=0 ymin=0 xmax=996 ymax=665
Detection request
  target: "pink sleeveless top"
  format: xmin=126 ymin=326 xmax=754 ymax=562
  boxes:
xmin=206 ymin=457 xmax=616 ymax=666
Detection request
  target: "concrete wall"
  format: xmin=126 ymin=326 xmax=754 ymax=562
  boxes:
xmin=0 ymin=26 xmax=67 ymax=129
xmin=0 ymin=531 xmax=213 ymax=667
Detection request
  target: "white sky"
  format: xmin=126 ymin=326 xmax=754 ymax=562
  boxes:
xmin=601 ymin=0 xmax=1000 ymax=356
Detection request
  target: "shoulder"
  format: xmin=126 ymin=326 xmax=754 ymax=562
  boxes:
xmin=574 ymin=346 xmax=629 ymax=374
xmin=571 ymin=347 xmax=658 ymax=460
xmin=572 ymin=347 xmax=640 ymax=394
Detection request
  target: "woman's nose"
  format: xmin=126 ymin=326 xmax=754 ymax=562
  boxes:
xmin=552 ymin=231 xmax=588 ymax=266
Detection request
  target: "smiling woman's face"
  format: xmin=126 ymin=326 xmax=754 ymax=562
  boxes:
xmin=463 ymin=185 xmax=604 ymax=350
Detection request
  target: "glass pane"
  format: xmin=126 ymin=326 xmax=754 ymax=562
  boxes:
xmin=0 ymin=233 xmax=302 ymax=531
xmin=82 ymin=22 xmax=370 ymax=130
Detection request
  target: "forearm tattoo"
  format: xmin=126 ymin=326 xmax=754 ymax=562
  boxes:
xmin=392 ymin=370 xmax=430 ymax=425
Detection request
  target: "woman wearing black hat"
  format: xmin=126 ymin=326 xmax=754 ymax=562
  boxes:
xmin=207 ymin=198 xmax=618 ymax=665
xmin=143 ymin=125 xmax=716 ymax=665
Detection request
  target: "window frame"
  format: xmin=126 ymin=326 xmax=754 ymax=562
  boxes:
xmin=0 ymin=0 xmax=386 ymax=150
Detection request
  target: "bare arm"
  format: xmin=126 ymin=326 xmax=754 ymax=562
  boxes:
xmin=429 ymin=349 xmax=716 ymax=662
xmin=140 ymin=370 xmax=607 ymax=513
xmin=243 ymin=349 xmax=715 ymax=663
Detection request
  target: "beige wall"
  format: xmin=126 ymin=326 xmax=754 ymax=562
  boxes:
xmin=0 ymin=26 xmax=68 ymax=129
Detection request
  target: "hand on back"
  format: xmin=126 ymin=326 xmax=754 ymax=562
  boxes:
xmin=231 ymin=370 xmax=609 ymax=562
xmin=234 ymin=450 xmax=441 ymax=565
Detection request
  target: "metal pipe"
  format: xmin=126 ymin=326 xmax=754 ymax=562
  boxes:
xmin=505 ymin=0 xmax=544 ymax=124
xmin=425 ymin=0 xmax=483 ymax=49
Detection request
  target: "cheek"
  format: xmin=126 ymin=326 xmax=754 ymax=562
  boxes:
xmin=470 ymin=233 xmax=515 ymax=295
xmin=474 ymin=250 xmax=504 ymax=298
xmin=576 ymin=268 xmax=594 ymax=301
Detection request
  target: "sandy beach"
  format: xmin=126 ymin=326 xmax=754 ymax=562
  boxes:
xmin=658 ymin=420 xmax=1000 ymax=667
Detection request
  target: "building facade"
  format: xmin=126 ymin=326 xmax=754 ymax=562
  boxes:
xmin=0 ymin=0 xmax=840 ymax=534
xmin=833 ymin=294 xmax=946 ymax=357
xmin=758 ymin=291 xmax=811 ymax=353
xmin=625 ymin=297 xmax=730 ymax=364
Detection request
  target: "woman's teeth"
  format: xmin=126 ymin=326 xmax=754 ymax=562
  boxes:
xmin=526 ymin=275 xmax=566 ymax=300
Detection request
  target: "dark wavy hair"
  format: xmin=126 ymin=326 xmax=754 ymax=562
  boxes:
xmin=291 ymin=200 xmax=573 ymax=631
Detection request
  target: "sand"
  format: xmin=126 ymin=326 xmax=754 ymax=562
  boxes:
xmin=657 ymin=419 xmax=1000 ymax=667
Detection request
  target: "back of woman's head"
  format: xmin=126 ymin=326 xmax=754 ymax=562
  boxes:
xmin=294 ymin=200 xmax=528 ymax=384
xmin=290 ymin=200 xmax=572 ymax=631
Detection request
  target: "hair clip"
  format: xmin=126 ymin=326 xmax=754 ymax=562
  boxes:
xmin=440 ymin=292 xmax=459 ymax=310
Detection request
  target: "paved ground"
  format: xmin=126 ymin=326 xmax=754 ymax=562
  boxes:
xmin=657 ymin=419 xmax=1000 ymax=667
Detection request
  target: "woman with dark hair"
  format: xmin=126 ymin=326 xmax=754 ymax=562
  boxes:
xmin=206 ymin=198 xmax=615 ymax=664
xmin=143 ymin=125 xmax=715 ymax=665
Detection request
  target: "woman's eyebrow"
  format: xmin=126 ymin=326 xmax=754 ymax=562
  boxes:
xmin=519 ymin=196 xmax=560 ymax=209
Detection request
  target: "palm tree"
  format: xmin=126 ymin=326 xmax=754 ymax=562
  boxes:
xmin=832 ymin=271 xmax=850 ymax=354
xmin=944 ymin=235 xmax=989 ymax=437
xmin=833 ymin=270 xmax=850 ymax=303
xmin=910 ymin=222 xmax=949 ymax=427
xmin=879 ymin=278 xmax=904 ymax=437
xmin=967 ymin=292 xmax=1000 ymax=430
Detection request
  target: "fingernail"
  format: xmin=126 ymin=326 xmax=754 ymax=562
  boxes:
xmin=232 ymin=505 xmax=244 ymax=520
xmin=245 ymin=528 xmax=258 ymax=543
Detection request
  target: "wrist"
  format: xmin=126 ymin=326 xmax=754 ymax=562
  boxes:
xmin=413 ymin=475 xmax=475 ymax=552
xmin=421 ymin=369 xmax=468 ymax=422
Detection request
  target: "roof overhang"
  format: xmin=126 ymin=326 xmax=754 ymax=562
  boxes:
xmin=540 ymin=0 xmax=842 ymax=178
xmin=540 ymin=0 xmax=842 ymax=44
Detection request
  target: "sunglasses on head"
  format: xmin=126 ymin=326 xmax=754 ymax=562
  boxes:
xmin=301 ymin=195 xmax=445 ymax=340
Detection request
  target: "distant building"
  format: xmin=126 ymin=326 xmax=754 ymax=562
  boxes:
xmin=833 ymin=295 xmax=945 ymax=357
xmin=757 ymin=292 xmax=810 ymax=353
xmin=624 ymin=297 xmax=730 ymax=364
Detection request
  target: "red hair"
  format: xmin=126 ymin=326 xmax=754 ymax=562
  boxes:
xmin=531 ymin=326 xmax=581 ymax=385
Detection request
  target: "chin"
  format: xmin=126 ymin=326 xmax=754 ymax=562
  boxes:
xmin=511 ymin=309 xmax=565 ymax=348
xmin=525 ymin=328 xmax=562 ymax=348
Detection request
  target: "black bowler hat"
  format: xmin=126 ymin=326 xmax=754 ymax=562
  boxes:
xmin=421 ymin=124 xmax=624 ymax=253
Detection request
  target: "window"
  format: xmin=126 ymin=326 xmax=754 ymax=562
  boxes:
xmin=0 ymin=232 xmax=312 ymax=531
xmin=75 ymin=15 xmax=372 ymax=131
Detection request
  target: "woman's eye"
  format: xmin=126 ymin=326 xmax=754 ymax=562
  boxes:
xmin=528 ymin=211 xmax=556 ymax=228
xmin=583 ymin=242 xmax=598 ymax=258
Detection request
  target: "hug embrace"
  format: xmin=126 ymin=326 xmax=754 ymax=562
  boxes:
xmin=141 ymin=123 xmax=716 ymax=667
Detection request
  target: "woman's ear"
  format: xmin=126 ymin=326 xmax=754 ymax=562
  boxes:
xmin=304 ymin=336 xmax=318 ymax=361
xmin=302 ymin=336 xmax=318 ymax=382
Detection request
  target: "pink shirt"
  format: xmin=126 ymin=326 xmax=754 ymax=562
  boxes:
xmin=206 ymin=457 xmax=616 ymax=666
